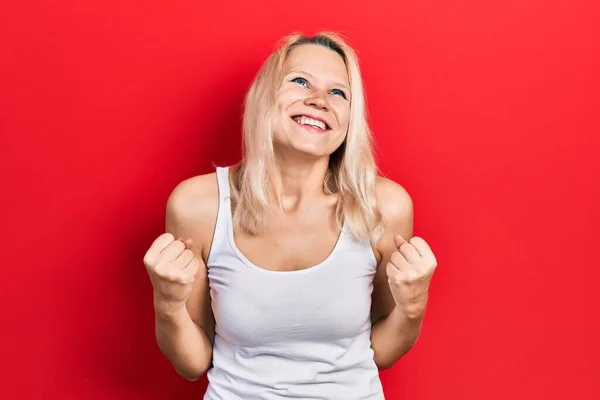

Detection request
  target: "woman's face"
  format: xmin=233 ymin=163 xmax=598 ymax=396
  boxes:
xmin=273 ymin=44 xmax=351 ymax=159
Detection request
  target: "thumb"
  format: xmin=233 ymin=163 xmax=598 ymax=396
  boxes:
xmin=394 ymin=234 xmax=407 ymax=249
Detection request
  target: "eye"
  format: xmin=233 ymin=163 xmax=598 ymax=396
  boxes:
xmin=290 ymin=77 xmax=308 ymax=87
xmin=329 ymin=88 xmax=347 ymax=99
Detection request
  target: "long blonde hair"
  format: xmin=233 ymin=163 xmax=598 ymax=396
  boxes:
xmin=232 ymin=31 xmax=384 ymax=245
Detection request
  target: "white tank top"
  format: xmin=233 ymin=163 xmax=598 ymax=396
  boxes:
xmin=204 ymin=167 xmax=385 ymax=400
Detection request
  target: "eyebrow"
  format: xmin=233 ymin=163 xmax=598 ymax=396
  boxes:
xmin=287 ymin=70 xmax=350 ymax=91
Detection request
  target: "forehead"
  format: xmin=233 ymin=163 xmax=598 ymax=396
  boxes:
xmin=284 ymin=44 xmax=349 ymax=85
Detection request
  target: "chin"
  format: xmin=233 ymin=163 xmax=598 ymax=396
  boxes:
xmin=274 ymin=124 xmax=344 ymax=158
xmin=290 ymin=139 xmax=342 ymax=159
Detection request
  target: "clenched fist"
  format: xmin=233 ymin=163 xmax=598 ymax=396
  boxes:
xmin=386 ymin=234 xmax=438 ymax=319
xmin=143 ymin=233 xmax=200 ymax=308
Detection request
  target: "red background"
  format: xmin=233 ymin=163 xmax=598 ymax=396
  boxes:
xmin=1 ymin=1 xmax=599 ymax=398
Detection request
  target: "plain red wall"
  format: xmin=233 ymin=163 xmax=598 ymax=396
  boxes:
xmin=1 ymin=1 xmax=598 ymax=398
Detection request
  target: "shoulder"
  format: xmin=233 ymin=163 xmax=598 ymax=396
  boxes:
xmin=165 ymin=172 xmax=220 ymax=260
xmin=167 ymin=172 xmax=219 ymax=216
xmin=374 ymin=175 xmax=413 ymax=228
xmin=372 ymin=176 xmax=414 ymax=259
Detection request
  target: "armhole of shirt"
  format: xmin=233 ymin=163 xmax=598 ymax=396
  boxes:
xmin=206 ymin=166 xmax=231 ymax=266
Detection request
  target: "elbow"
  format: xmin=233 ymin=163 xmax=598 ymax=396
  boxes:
xmin=175 ymin=366 xmax=207 ymax=382
xmin=182 ymin=374 xmax=202 ymax=383
xmin=373 ymin=344 xmax=415 ymax=371
xmin=374 ymin=355 xmax=397 ymax=371
xmin=174 ymin=356 xmax=211 ymax=382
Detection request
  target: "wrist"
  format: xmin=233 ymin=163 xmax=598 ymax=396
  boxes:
xmin=392 ymin=302 xmax=426 ymax=322
xmin=153 ymin=292 xmax=188 ymax=318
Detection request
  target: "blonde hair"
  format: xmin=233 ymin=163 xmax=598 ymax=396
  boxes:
xmin=232 ymin=31 xmax=384 ymax=245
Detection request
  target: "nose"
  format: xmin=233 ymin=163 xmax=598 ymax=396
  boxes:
xmin=304 ymin=89 xmax=328 ymax=111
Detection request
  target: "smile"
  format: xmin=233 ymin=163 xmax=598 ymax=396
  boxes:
xmin=291 ymin=115 xmax=330 ymax=132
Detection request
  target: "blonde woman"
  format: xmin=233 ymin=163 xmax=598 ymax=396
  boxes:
xmin=143 ymin=32 xmax=438 ymax=399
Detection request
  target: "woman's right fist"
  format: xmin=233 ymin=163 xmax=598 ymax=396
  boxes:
xmin=143 ymin=233 xmax=200 ymax=307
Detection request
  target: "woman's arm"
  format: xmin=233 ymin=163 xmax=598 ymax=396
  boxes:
xmin=154 ymin=174 xmax=218 ymax=381
xmin=370 ymin=177 xmax=437 ymax=370
xmin=154 ymin=293 xmax=213 ymax=381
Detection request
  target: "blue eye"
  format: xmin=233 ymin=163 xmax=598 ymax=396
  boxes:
xmin=291 ymin=77 xmax=308 ymax=86
xmin=330 ymin=89 xmax=347 ymax=99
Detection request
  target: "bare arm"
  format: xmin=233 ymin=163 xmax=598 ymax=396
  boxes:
xmin=370 ymin=177 xmax=425 ymax=370
xmin=154 ymin=298 xmax=213 ymax=381
xmin=152 ymin=175 xmax=218 ymax=381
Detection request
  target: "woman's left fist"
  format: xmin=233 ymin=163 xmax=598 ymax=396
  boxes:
xmin=386 ymin=235 xmax=438 ymax=319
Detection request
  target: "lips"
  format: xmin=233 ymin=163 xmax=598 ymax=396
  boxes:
xmin=291 ymin=114 xmax=331 ymax=130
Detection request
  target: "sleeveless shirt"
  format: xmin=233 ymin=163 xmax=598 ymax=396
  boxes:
xmin=203 ymin=167 xmax=385 ymax=400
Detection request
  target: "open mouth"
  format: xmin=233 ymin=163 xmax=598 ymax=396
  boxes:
xmin=291 ymin=115 xmax=330 ymax=131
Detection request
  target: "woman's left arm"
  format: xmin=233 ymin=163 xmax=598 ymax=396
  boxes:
xmin=370 ymin=177 xmax=438 ymax=370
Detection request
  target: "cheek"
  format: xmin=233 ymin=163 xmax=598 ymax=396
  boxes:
xmin=277 ymin=87 xmax=302 ymax=110
xmin=342 ymin=111 xmax=351 ymax=128
xmin=334 ymin=104 xmax=351 ymax=129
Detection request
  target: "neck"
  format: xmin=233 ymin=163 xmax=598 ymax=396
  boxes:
xmin=269 ymin=150 xmax=330 ymax=212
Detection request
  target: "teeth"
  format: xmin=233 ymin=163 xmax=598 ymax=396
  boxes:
xmin=296 ymin=116 xmax=326 ymax=130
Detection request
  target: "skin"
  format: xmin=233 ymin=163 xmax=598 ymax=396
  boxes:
xmin=143 ymin=43 xmax=438 ymax=381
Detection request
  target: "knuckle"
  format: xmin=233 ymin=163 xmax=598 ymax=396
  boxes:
xmin=175 ymin=273 xmax=190 ymax=284
xmin=155 ymin=262 xmax=172 ymax=276
xmin=143 ymin=254 xmax=154 ymax=268
xmin=162 ymin=232 xmax=175 ymax=241
xmin=165 ymin=271 xmax=181 ymax=282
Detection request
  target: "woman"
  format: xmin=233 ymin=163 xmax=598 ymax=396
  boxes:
xmin=143 ymin=31 xmax=438 ymax=399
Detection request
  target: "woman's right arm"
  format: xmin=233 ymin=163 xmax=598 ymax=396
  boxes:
xmin=145 ymin=175 xmax=218 ymax=381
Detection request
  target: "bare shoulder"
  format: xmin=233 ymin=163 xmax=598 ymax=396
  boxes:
xmin=165 ymin=172 xmax=220 ymax=261
xmin=166 ymin=172 xmax=219 ymax=217
xmin=375 ymin=175 xmax=414 ymax=228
